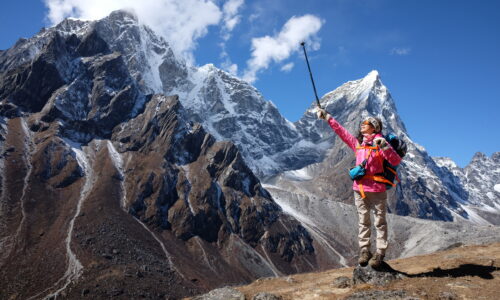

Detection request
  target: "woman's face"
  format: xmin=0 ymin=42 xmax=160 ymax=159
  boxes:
xmin=360 ymin=120 xmax=375 ymax=134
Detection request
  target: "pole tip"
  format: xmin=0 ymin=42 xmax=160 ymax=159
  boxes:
xmin=300 ymin=41 xmax=305 ymax=46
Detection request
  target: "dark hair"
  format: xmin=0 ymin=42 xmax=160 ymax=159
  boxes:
xmin=356 ymin=117 xmax=383 ymax=144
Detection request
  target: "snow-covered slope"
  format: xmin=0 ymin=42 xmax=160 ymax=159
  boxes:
xmin=435 ymin=153 xmax=500 ymax=224
xmin=29 ymin=11 xmax=320 ymax=178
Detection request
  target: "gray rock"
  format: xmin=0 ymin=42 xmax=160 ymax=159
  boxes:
xmin=193 ymin=287 xmax=245 ymax=300
xmin=352 ymin=264 xmax=406 ymax=286
xmin=438 ymin=291 xmax=458 ymax=300
xmin=252 ymin=292 xmax=282 ymax=300
xmin=332 ymin=276 xmax=351 ymax=288
xmin=345 ymin=290 xmax=415 ymax=300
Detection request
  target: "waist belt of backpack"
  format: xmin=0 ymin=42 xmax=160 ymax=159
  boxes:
xmin=364 ymin=175 xmax=396 ymax=186
xmin=358 ymin=175 xmax=396 ymax=198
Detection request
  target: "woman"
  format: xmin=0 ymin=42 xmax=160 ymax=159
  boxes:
xmin=317 ymin=108 xmax=402 ymax=268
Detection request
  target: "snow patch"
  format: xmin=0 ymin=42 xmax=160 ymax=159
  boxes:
xmin=270 ymin=189 xmax=348 ymax=267
xmin=14 ymin=118 xmax=33 ymax=244
xmin=180 ymin=165 xmax=195 ymax=215
xmin=45 ymin=141 xmax=92 ymax=298
xmin=460 ymin=204 xmax=491 ymax=226
xmin=139 ymin=26 xmax=164 ymax=92
xmin=282 ymin=167 xmax=312 ymax=181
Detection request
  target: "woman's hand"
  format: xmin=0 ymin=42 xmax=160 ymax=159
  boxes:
xmin=374 ymin=137 xmax=390 ymax=150
xmin=316 ymin=108 xmax=331 ymax=120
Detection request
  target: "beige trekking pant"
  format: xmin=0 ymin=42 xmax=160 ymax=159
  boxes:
xmin=354 ymin=191 xmax=388 ymax=255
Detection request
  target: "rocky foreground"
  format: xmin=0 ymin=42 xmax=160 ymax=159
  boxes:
xmin=189 ymin=242 xmax=500 ymax=300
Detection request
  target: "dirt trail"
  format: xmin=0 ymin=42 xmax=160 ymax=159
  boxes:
xmin=234 ymin=242 xmax=500 ymax=299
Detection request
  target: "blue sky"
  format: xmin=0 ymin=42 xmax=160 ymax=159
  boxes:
xmin=1 ymin=0 xmax=499 ymax=167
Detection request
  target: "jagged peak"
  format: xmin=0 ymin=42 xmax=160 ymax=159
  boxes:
xmin=54 ymin=17 xmax=91 ymax=37
xmin=106 ymin=9 xmax=139 ymax=23
xmin=359 ymin=70 xmax=385 ymax=93
xmin=471 ymin=152 xmax=487 ymax=162
xmin=199 ymin=63 xmax=217 ymax=73
xmin=433 ymin=156 xmax=461 ymax=170
xmin=319 ymin=70 xmax=388 ymax=112
xmin=492 ymin=152 xmax=500 ymax=162
xmin=363 ymin=69 xmax=380 ymax=83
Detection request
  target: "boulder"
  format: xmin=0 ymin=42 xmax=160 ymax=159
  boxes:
xmin=353 ymin=263 xmax=406 ymax=286
xmin=192 ymin=287 xmax=245 ymax=300
xmin=252 ymin=292 xmax=282 ymax=300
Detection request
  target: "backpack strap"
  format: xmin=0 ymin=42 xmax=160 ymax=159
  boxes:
xmin=358 ymin=183 xmax=366 ymax=199
xmin=356 ymin=148 xmax=373 ymax=198
xmin=385 ymin=165 xmax=400 ymax=183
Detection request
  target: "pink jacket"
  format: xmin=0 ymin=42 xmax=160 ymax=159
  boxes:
xmin=327 ymin=116 xmax=402 ymax=193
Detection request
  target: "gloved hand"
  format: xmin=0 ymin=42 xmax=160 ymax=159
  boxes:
xmin=374 ymin=137 xmax=389 ymax=150
xmin=316 ymin=108 xmax=330 ymax=120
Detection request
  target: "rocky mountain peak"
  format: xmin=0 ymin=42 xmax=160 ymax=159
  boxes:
xmin=434 ymin=156 xmax=461 ymax=171
xmin=492 ymin=152 xmax=500 ymax=163
xmin=470 ymin=151 xmax=488 ymax=163
xmin=359 ymin=69 xmax=382 ymax=91
xmin=106 ymin=8 xmax=139 ymax=23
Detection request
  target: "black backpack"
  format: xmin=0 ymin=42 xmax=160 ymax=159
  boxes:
xmin=385 ymin=133 xmax=407 ymax=158
xmin=379 ymin=133 xmax=407 ymax=188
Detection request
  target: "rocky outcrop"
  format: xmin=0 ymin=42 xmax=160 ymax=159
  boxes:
xmin=192 ymin=287 xmax=245 ymax=300
xmin=352 ymin=265 xmax=406 ymax=286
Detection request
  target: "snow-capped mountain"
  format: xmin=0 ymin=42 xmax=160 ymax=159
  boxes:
xmin=0 ymin=11 xmax=328 ymax=299
xmin=266 ymin=71 xmax=499 ymax=225
xmin=63 ymin=11 xmax=323 ymax=177
xmin=16 ymin=9 xmax=495 ymax=224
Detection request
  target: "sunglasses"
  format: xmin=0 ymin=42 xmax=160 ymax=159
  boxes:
xmin=361 ymin=120 xmax=372 ymax=126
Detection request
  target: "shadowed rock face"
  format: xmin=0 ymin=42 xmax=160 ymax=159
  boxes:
xmin=0 ymin=16 xmax=320 ymax=300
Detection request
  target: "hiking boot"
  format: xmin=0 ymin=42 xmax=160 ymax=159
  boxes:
xmin=368 ymin=252 xmax=385 ymax=268
xmin=358 ymin=248 xmax=372 ymax=266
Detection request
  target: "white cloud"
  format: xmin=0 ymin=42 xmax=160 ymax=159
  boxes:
xmin=280 ymin=62 xmax=294 ymax=72
xmin=220 ymin=0 xmax=244 ymax=42
xmin=222 ymin=61 xmax=239 ymax=76
xmin=222 ymin=0 xmax=244 ymax=32
xmin=390 ymin=47 xmax=411 ymax=56
xmin=43 ymin=0 xmax=222 ymax=62
xmin=242 ymin=14 xmax=323 ymax=83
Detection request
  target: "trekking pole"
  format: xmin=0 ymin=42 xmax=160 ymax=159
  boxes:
xmin=300 ymin=42 xmax=322 ymax=109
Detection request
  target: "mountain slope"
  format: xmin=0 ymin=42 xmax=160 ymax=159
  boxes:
xmin=0 ymin=13 xmax=328 ymax=299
